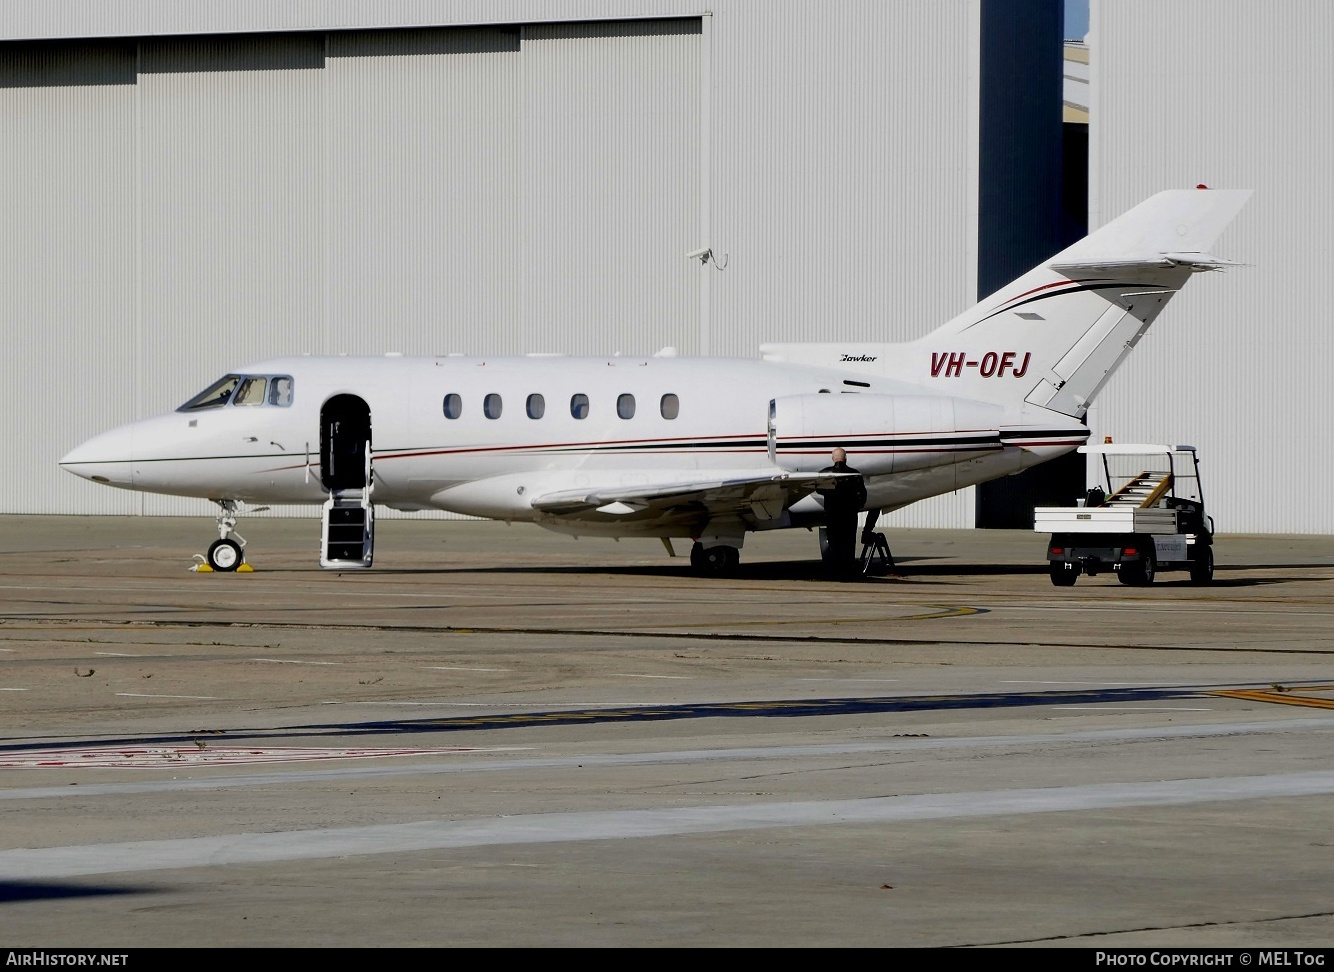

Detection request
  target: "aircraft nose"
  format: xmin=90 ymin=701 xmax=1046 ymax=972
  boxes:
xmin=59 ymin=424 xmax=136 ymax=487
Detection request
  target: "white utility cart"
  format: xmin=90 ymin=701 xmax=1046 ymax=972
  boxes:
xmin=1034 ymin=444 xmax=1214 ymax=587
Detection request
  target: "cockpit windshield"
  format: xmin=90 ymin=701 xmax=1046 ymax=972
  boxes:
xmin=177 ymin=374 xmax=294 ymax=411
xmin=178 ymin=375 xmax=242 ymax=411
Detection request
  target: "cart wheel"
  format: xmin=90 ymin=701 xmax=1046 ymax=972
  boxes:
xmin=1189 ymin=546 xmax=1214 ymax=585
xmin=1049 ymin=563 xmax=1078 ymax=586
xmin=1120 ymin=551 xmax=1155 ymax=586
xmin=1140 ymin=550 xmax=1156 ymax=585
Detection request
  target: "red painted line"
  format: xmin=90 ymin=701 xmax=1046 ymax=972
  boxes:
xmin=996 ymin=278 xmax=1083 ymax=308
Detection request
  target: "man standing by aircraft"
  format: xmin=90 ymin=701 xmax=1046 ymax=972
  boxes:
xmin=819 ymin=448 xmax=867 ymax=577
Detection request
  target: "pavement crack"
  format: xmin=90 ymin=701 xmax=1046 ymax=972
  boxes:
xmin=966 ymin=909 xmax=1334 ymax=946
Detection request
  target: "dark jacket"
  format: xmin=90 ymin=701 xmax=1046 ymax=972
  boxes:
xmin=818 ymin=460 xmax=867 ymax=514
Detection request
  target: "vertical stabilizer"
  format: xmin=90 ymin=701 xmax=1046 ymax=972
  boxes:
xmin=761 ymin=188 xmax=1250 ymax=417
xmin=909 ymin=188 xmax=1250 ymax=416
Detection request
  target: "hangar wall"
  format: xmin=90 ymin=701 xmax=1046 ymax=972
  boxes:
xmin=0 ymin=1 xmax=1054 ymax=532
xmin=1089 ymin=0 xmax=1332 ymax=534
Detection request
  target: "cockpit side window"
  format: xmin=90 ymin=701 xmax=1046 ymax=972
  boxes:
xmin=269 ymin=376 xmax=294 ymax=406
xmin=178 ymin=375 xmax=242 ymax=411
xmin=232 ymin=377 xmax=268 ymax=406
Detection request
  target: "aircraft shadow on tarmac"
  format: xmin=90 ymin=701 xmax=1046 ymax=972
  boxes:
xmin=0 ymin=686 xmax=1226 ymax=755
xmin=344 ymin=556 xmax=1037 ymax=581
xmin=0 ymin=880 xmax=153 ymax=903
xmin=329 ymin=560 xmax=1327 ymax=586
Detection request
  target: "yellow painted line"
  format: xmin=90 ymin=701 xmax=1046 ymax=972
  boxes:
xmin=1209 ymin=689 xmax=1334 ymax=710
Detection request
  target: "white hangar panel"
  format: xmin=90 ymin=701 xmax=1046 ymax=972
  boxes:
xmin=521 ymin=20 xmax=701 ymax=356
xmin=136 ymin=34 xmax=326 ymax=404
xmin=0 ymin=2 xmax=705 ymax=40
xmin=325 ymin=27 xmax=525 ymax=356
xmin=709 ymin=0 xmax=980 ymax=356
xmin=0 ymin=42 xmax=140 ymax=514
xmin=1089 ymin=0 xmax=1333 ymax=534
xmin=323 ymin=20 xmax=700 ymax=358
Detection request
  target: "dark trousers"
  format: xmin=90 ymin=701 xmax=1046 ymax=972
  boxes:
xmin=826 ymin=511 xmax=858 ymax=574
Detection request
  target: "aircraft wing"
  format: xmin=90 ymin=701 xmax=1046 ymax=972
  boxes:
xmin=529 ymin=470 xmax=851 ymax=521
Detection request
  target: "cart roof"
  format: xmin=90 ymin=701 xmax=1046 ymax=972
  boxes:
xmin=1077 ymin=444 xmax=1196 ymax=456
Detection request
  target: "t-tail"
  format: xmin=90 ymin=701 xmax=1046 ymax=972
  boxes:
xmin=762 ymin=187 xmax=1251 ymax=418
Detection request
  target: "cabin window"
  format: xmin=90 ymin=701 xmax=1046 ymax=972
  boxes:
xmin=232 ymin=377 xmax=268 ymax=406
xmin=617 ymin=393 xmax=635 ymax=419
xmin=443 ymin=393 xmax=462 ymax=419
xmin=571 ymin=393 xmax=589 ymax=419
xmin=527 ymin=393 xmax=545 ymax=419
xmin=484 ymin=393 xmax=503 ymax=419
xmin=660 ymin=393 xmax=679 ymax=420
xmin=177 ymin=375 xmax=241 ymax=411
xmin=269 ymin=376 xmax=294 ymax=406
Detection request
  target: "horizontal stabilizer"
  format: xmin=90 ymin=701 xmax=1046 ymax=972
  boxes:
xmin=1053 ymin=189 xmax=1251 ymax=269
xmin=1050 ymin=252 xmax=1243 ymax=275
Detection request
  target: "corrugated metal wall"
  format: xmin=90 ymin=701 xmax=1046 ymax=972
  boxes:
xmin=326 ymin=27 xmax=525 ymax=356
xmin=521 ymin=20 xmax=702 ymax=357
xmin=711 ymin=2 xmax=980 ymax=354
xmin=0 ymin=42 xmax=140 ymax=514
xmin=323 ymin=21 xmax=702 ymax=358
xmin=1 ymin=1 xmax=995 ymax=529
xmin=1090 ymin=0 xmax=1332 ymax=534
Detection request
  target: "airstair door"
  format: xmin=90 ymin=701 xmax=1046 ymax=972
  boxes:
xmin=319 ymin=395 xmax=374 ymax=569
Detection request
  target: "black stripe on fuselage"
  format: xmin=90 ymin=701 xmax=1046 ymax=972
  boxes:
xmin=374 ymin=432 xmax=1001 ymax=461
xmin=999 ymin=428 xmax=1090 ymax=441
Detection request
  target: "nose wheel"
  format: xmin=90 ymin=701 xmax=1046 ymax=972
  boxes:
xmin=192 ymin=500 xmax=258 ymax=572
xmin=206 ymin=537 xmax=244 ymax=571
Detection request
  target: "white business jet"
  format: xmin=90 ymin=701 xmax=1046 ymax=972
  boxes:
xmin=60 ymin=188 xmax=1249 ymax=574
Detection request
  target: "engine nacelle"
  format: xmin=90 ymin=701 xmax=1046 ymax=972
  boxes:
xmin=769 ymin=393 xmax=1003 ymax=475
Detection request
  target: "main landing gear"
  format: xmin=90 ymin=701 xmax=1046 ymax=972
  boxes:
xmin=195 ymin=500 xmax=259 ymax=572
xmin=690 ymin=540 xmax=741 ymax=575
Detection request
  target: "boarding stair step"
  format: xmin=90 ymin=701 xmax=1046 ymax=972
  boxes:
xmin=321 ymin=487 xmax=375 ymax=568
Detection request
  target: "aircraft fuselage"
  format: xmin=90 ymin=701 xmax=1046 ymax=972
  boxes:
xmin=61 ymin=354 xmax=1085 ymax=538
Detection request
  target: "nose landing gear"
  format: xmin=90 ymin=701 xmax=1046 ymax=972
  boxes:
xmin=193 ymin=500 xmax=261 ymax=572
xmin=206 ymin=537 xmax=244 ymax=571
